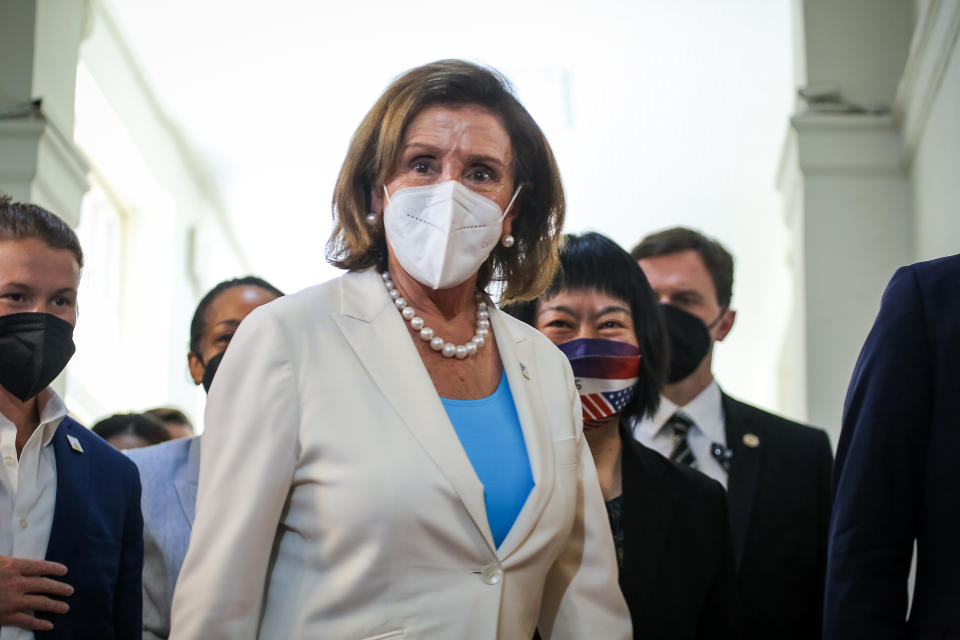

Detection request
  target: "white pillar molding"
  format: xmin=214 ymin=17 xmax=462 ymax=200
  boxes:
xmin=0 ymin=0 xmax=89 ymax=225
xmin=777 ymin=112 xmax=912 ymax=442
xmin=0 ymin=115 xmax=89 ymax=227
xmin=779 ymin=0 xmax=916 ymax=441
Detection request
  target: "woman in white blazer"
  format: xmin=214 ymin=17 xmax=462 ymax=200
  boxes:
xmin=169 ymin=59 xmax=631 ymax=640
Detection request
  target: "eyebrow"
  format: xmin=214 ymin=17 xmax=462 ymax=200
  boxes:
xmin=671 ymin=289 xmax=705 ymax=301
xmin=594 ymin=305 xmax=632 ymax=317
xmin=537 ymin=304 xmax=576 ymax=318
xmin=402 ymin=142 xmax=443 ymax=156
xmin=213 ymin=319 xmax=241 ymax=330
xmin=0 ymin=283 xmax=77 ymax=295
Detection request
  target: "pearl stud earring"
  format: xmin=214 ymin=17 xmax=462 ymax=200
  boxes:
xmin=501 ymin=234 xmax=515 ymax=248
xmin=365 ymin=213 xmax=378 ymax=226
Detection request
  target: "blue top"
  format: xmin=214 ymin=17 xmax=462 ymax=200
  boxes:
xmin=441 ymin=371 xmax=534 ymax=548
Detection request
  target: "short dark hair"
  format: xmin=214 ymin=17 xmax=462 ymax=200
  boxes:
xmin=0 ymin=193 xmax=83 ymax=268
xmin=91 ymin=412 xmax=170 ymax=446
xmin=189 ymin=276 xmax=285 ymax=355
xmin=630 ymin=227 xmax=734 ymax=308
xmin=328 ymin=59 xmax=565 ymax=303
xmin=145 ymin=407 xmax=193 ymax=430
xmin=502 ymin=232 xmax=668 ymax=422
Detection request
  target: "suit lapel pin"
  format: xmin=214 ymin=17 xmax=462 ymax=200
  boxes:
xmin=520 ymin=362 xmax=530 ymax=380
xmin=67 ymin=434 xmax=84 ymax=453
xmin=742 ymin=433 xmax=760 ymax=448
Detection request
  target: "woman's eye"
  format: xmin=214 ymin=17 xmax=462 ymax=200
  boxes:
xmin=52 ymin=296 xmax=73 ymax=307
xmin=546 ymin=319 xmax=572 ymax=329
xmin=466 ymin=166 xmax=494 ymax=182
xmin=215 ymin=333 xmax=234 ymax=345
xmin=411 ymin=157 xmax=435 ymax=174
xmin=2 ymin=293 xmax=24 ymax=303
xmin=600 ymin=320 xmax=625 ymax=330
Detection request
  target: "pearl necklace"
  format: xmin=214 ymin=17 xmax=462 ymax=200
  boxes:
xmin=381 ymin=271 xmax=490 ymax=359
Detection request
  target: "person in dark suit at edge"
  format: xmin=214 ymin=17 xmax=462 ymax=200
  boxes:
xmin=824 ymin=253 xmax=960 ymax=639
xmin=0 ymin=194 xmax=143 ymax=639
xmin=505 ymin=232 xmax=740 ymax=639
xmin=630 ymin=227 xmax=833 ymax=640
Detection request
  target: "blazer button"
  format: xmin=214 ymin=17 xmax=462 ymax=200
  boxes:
xmin=480 ymin=563 xmax=502 ymax=585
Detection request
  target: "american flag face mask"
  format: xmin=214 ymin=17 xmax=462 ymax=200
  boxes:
xmin=557 ymin=338 xmax=642 ymax=424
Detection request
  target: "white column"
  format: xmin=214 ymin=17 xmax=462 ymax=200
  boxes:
xmin=778 ymin=0 xmax=915 ymax=443
xmin=0 ymin=0 xmax=89 ymax=225
xmin=896 ymin=0 xmax=960 ymax=261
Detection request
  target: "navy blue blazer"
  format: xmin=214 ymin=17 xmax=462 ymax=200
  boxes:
xmin=825 ymin=253 xmax=960 ymax=639
xmin=36 ymin=416 xmax=143 ymax=639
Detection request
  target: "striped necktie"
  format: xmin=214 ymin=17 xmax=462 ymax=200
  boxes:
xmin=666 ymin=412 xmax=697 ymax=468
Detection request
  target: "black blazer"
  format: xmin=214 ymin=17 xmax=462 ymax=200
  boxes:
xmin=721 ymin=393 xmax=833 ymax=640
xmin=825 ymin=254 xmax=960 ymax=640
xmin=37 ymin=417 xmax=143 ymax=639
xmin=619 ymin=425 xmax=740 ymax=640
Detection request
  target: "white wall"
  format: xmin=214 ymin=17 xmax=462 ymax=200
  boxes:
xmin=64 ymin=4 xmax=249 ymax=428
xmin=780 ymin=0 xmax=918 ymax=441
xmin=97 ymin=0 xmax=799 ymax=420
xmin=782 ymin=0 xmax=960 ymax=443
xmin=909 ymin=18 xmax=960 ymax=261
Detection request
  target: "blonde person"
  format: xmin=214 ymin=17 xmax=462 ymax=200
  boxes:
xmin=169 ymin=60 xmax=630 ymax=639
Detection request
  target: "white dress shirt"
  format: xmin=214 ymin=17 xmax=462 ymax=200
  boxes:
xmin=631 ymin=380 xmax=728 ymax=488
xmin=0 ymin=389 xmax=66 ymax=640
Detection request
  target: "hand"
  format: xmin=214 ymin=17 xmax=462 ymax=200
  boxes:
xmin=0 ymin=555 xmax=73 ymax=632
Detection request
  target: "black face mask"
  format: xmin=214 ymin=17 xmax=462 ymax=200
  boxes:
xmin=0 ymin=312 xmax=76 ymax=402
xmin=660 ymin=304 xmax=713 ymax=384
xmin=200 ymin=351 xmax=225 ymax=393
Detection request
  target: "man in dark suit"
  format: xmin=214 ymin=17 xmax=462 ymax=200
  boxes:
xmin=0 ymin=194 xmax=142 ymax=638
xmin=825 ymin=254 xmax=960 ymax=639
xmin=630 ymin=227 xmax=833 ymax=640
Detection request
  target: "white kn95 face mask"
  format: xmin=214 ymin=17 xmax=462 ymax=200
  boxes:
xmin=383 ymin=180 xmax=521 ymax=290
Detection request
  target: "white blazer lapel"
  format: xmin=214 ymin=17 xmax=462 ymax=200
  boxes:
xmin=491 ymin=309 xmax=556 ymax=560
xmin=332 ymin=270 xmax=496 ymax=553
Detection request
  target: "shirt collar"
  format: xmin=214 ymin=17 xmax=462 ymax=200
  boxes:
xmin=0 ymin=389 xmax=68 ymax=450
xmin=34 ymin=388 xmax=68 ymax=447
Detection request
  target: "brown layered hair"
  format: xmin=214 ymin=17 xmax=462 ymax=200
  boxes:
xmin=326 ymin=59 xmax=565 ymax=303
xmin=0 ymin=193 xmax=83 ymax=268
xmin=630 ymin=227 xmax=735 ymax=308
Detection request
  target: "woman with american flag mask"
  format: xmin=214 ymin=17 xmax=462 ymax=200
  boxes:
xmin=503 ymin=231 xmax=741 ymax=639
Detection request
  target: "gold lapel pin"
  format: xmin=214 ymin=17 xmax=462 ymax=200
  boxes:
xmin=67 ymin=434 xmax=84 ymax=453
xmin=742 ymin=433 xmax=760 ymax=448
